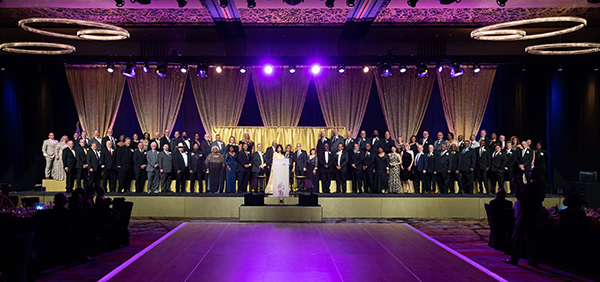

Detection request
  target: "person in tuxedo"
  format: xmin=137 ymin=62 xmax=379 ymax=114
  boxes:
xmin=419 ymin=131 xmax=433 ymax=153
xmin=518 ymin=141 xmax=534 ymax=183
xmin=62 ymin=140 xmax=78 ymax=193
xmin=534 ymin=142 xmax=550 ymax=193
xmin=457 ymin=135 xmax=465 ymax=151
xmin=487 ymin=132 xmax=499 ymax=151
xmin=436 ymin=144 xmax=452 ymax=194
xmin=173 ymin=143 xmax=189 ymax=193
xmin=413 ymin=145 xmax=427 ymax=194
xmin=158 ymin=144 xmax=173 ymax=193
xmin=489 ymin=144 xmax=506 ymax=192
xmin=449 ymin=144 xmax=460 ymax=194
xmin=73 ymin=132 xmax=80 ymax=143
xmin=478 ymin=129 xmax=490 ymax=149
xmin=42 ymin=132 xmax=58 ymax=179
xmin=116 ymin=138 xmax=134 ymax=193
xmin=265 ymin=141 xmax=277 ymax=183
xmin=150 ymin=132 xmax=162 ymax=151
xmin=356 ymin=130 xmax=368 ymax=151
xmin=368 ymin=130 xmax=381 ymax=154
xmin=75 ymin=139 xmax=89 ymax=189
xmin=476 ymin=140 xmax=491 ymax=194
xmin=146 ymin=142 xmax=160 ymax=193
xmin=343 ymin=131 xmax=355 ymax=154
xmin=330 ymin=128 xmax=344 ymax=154
xmin=433 ymin=132 xmax=447 ymax=153
xmin=251 ymin=143 xmax=267 ymax=192
xmin=349 ymin=143 xmax=364 ymax=193
xmin=181 ymin=131 xmax=192 ymax=152
xmin=101 ymin=129 xmax=117 ymax=152
xmin=458 ymin=140 xmax=477 ymax=194
xmin=189 ymin=143 xmax=205 ymax=193
xmin=169 ymin=131 xmax=181 ymax=153
xmin=89 ymin=130 xmax=103 ymax=151
xmin=86 ymin=143 xmax=101 ymax=188
xmin=133 ymin=142 xmax=147 ymax=193
xmin=159 ymin=129 xmax=172 ymax=151
xmin=498 ymin=135 xmax=507 ymax=150
xmin=200 ymin=134 xmax=212 ymax=158
xmin=79 ymin=131 xmax=90 ymax=149
xmin=504 ymin=142 xmax=517 ymax=193
xmin=316 ymin=130 xmax=330 ymax=155
xmin=381 ymin=131 xmax=395 ymax=153
xmin=100 ymin=141 xmax=117 ymax=192
xmin=334 ymin=143 xmax=349 ymax=193
xmin=425 ymin=144 xmax=437 ymax=194
xmin=294 ymin=143 xmax=308 ymax=190
xmin=236 ymin=143 xmax=252 ymax=193
xmin=318 ymin=143 xmax=334 ymax=193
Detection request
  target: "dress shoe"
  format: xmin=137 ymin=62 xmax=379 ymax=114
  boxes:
xmin=502 ymin=258 xmax=518 ymax=266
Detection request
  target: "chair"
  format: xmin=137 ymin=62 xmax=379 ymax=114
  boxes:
xmin=295 ymin=175 xmax=307 ymax=193
xmin=484 ymin=203 xmax=497 ymax=248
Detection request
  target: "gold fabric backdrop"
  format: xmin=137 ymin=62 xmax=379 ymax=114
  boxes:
xmin=211 ymin=126 xmax=346 ymax=151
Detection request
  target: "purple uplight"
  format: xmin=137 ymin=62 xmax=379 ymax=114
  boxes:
xmin=437 ymin=65 xmax=444 ymax=73
xmin=311 ymin=64 xmax=321 ymax=75
xmin=263 ymin=64 xmax=274 ymax=75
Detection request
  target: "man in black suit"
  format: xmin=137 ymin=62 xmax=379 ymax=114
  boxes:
xmin=356 ymin=130 xmax=368 ymax=151
xmin=181 ymin=131 xmax=192 ymax=152
xmin=294 ymin=143 xmax=308 ymax=190
xmin=518 ymin=141 xmax=534 ymax=183
xmin=251 ymin=143 xmax=267 ymax=192
xmin=172 ymin=143 xmax=189 ymax=193
xmin=413 ymin=145 xmax=427 ymax=194
xmin=368 ymin=130 xmax=381 ymax=154
xmin=87 ymin=143 xmax=101 ymax=188
xmin=330 ymin=128 xmax=344 ymax=154
xmin=350 ymin=143 xmax=364 ymax=193
xmin=318 ymin=143 xmax=333 ymax=193
xmin=425 ymin=144 xmax=437 ymax=194
xmin=89 ymin=130 xmax=103 ymax=151
xmin=62 ymin=140 xmax=78 ymax=193
xmin=75 ymin=139 xmax=88 ymax=189
xmin=264 ymin=141 xmax=277 ymax=183
xmin=361 ymin=143 xmax=374 ymax=193
xmin=504 ymin=142 xmax=517 ymax=193
xmin=534 ymin=142 xmax=550 ymax=193
xmin=200 ymin=134 xmax=212 ymax=159
xmin=101 ymin=129 xmax=117 ymax=152
xmin=79 ymin=131 xmax=90 ymax=149
xmin=381 ymin=131 xmax=395 ymax=153
xmin=489 ymin=144 xmax=506 ymax=192
xmin=159 ymin=129 xmax=172 ymax=152
xmin=478 ymin=129 xmax=491 ymax=150
xmin=343 ymin=130 xmax=355 ymax=181
xmin=334 ymin=143 xmax=349 ymax=193
xmin=116 ymin=138 xmax=134 ymax=193
xmin=476 ymin=140 xmax=491 ymax=194
xmin=101 ymin=140 xmax=117 ymax=192
xmin=458 ymin=140 xmax=477 ymax=194
xmin=169 ymin=131 xmax=182 ymax=153
xmin=449 ymin=144 xmax=460 ymax=194
xmin=436 ymin=144 xmax=452 ymax=194
xmin=316 ymin=130 xmax=330 ymax=155
xmin=133 ymin=142 xmax=147 ymax=193
xmin=189 ymin=143 xmax=204 ymax=193
xmin=236 ymin=143 xmax=252 ymax=193
xmin=149 ymin=132 xmax=162 ymax=151
xmin=419 ymin=131 xmax=433 ymax=153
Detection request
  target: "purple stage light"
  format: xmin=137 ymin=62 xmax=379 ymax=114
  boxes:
xmin=311 ymin=64 xmax=321 ymax=75
xmin=450 ymin=63 xmax=464 ymax=77
xmin=264 ymin=64 xmax=274 ymax=75
xmin=399 ymin=65 xmax=407 ymax=73
xmin=122 ymin=63 xmax=136 ymax=78
xmin=289 ymin=65 xmax=296 ymax=73
xmin=437 ymin=65 xmax=444 ymax=73
xmin=143 ymin=62 xmax=149 ymax=73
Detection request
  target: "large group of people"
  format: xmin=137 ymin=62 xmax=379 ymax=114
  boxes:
xmin=41 ymin=127 xmax=550 ymax=195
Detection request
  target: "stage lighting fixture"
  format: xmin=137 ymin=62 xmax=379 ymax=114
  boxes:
xmin=450 ymin=63 xmax=464 ymax=77
xmin=311 ymin=64 xmax=322 ymax=75
xmin=215 ymin=66 xmax=223 ymax=73
xmin=143 ymin=62 xmax=150 ymax=73
xmin=247 ymin=0 xmax=256 ymax=8
xmin=346 ymin=0 xmax=355 ymax=7
xmin=239 ymin=65 xmax=247 ymax=73
xmin=220 ymin=0 xmax=228 ymax=8
xmin=557 ymin=65 xmax=563 ymax=72
xmin=177 ymin=0 xmax=187 ymax=7
xmin=473 ymin=64 xmax=481 ymax=73
xmin=122 ymin=63 xmax=136 ymax=78
xmin=289 ymin=65 xmax=297 ymax=73
xmin=264 ymin=64 xmax=274 ymax=75
xmin=107 ymin=62 xmax=115 ymax=73
xmin=496 ymin=0 xmax=507 ymax=6
xmin=0 ymin=65 xmax=5 ymax=71
xmin=594 ymin=65 xmax=599 ymax=71
xmin=521 ymin=65 xmax=526 ymax=72
xmin=399 ymin=65 xmax=407 ymax=73
xmin=363 ymin=66 xmax=370 ymax=73
xmin=156 ymin=63 xmax=168 ymax=78
xmin=439 ymin=0 xmax=460 ymax=4
xmin=132 ymin=0 xmax=152 ymax=4
xmin=417 ymin=63 xmax=428 ymax=78
xmin=197 ymin=63 xmax=208 ymax=78
xmin=325 ymin=0 xmax=335 ymax=8
xmin=380 ymin=63 xmax=392 ymax=78
xmin=407 ymin=0 xmax=418 ymax=7
xmin=284 ymin=0 xmax=303 ymax=5
xmin=338 ymin=65 xmax=346 ymax=73
xmin=180 ymin=64 xmax=188 ymax=73
xmin=115 ymin=0 xmax=125 ymax=7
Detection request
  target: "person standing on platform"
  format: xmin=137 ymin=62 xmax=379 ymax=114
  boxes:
xmin=101 ymin=141 xmax=117 ymax=192
xmin=146 ymin=142 xmax=160 ymax=194
xmin=316 ymin=130 xmax=330 ymax=155
xmin=449 ymin=144 xmax=460 ymax=194
xmin=343 ymin=131 xmax=355 ymax=154
xmin=142 ymin=132 xmax=151 ymax=150
xmin=469 ymin=134 xmax=480 ymax=149
xmin=425 ymin=144 xmax=437 ymax=194
xmin=101 ymin=129 xmax=116 ymax=152
xmin=133 ymin=142 xmax=147 ymax=193
xmin=265 ymin=141 xmax=277 ymax=184
xmin=294 ymin=143 xmax=308 ymax=191
xmin=80 ymin=131 xmax=90 ymax=148
xmin=446 ymin=132 xmax=457 ymax=149
xmin=150 ymin=132 xmax=162 ymax=151
xmin=518 ymin=141 xmax=534 ymax=183
xmin=350 ymin=143 xmax=364 ymax=193
xmin=284 ymin=144 xmax=296 ymax=192
xmin=436 ymin=144 xmax=452 ymax=194
xmin=87 ymin=143 xmax=101 ymax=188
xmin=356 ymin=130 xmax=368 ymax=151
xmin=382 ymin=131 xmax=395 ymax=154
xmin=433 ymin=132 xmax=446 ymax=154
xmin=181 ymin=132 xmax=191 ymax=152
xmin=534 ymin=142 xmax=550 ymax=194
xmin=42 ymin=132 xmax=58 ymax=179
xmin=458 ymin=140 xmax=477 ymax=194
xmin=307 ymin=148 xmax=319 ymax=193
xmin=227 ymin=136 xmax=239 ymax=153
xmin=189 ymin=143 xmax=205 ymax=193
xmin=169 ymin=131 xmax=181 ymax=153
xmin=116 ymin=138 xmax=134 ymax=193
xmin=387 ymin=145 xmax=402 ymax=194
xmin=236 ymin=143 xmax=252 ymax=193
xmin=373 ymin=146 xmax=389 ymax=194
xmin=419 ymin=131 xmax=433 ymax=153
xmin=504 ymin=142 xmax=516 ymax=193
xmin=478 ymin=129 xmax=490 ymax=149
xmin=62 ymin=140 xmax=77 ymax=193
xmin=193 ymin=133 xmax=202 ymax=151
xmin=490 ymin=144 xmax=506 ymax=193
xmin=251 ymin=143 xmax=267 ymax=193
xmin=200 ymin=134 xmax=212 ymax=159
xmin=158 ymin=144 xmax=173 ymax=193
xmin=487 ymin=132 xmax=499 ymax=151
xmin=75 ymin=139 xmax=88 ymax=189
xmin=224 ymin=145 xmax=237 ymax=193
xmin=131 ymin=133 xmax=140 ymax=150
xmin=413 ymin=145 xmax=427 ymax=194
xmin=476 ymin=139 xmax=491 ymax=194
xmin=173 ymin=143 xmax=190 ymax=193
xmin=400 ymin=144 xmax=414 ymax=194
xmin=239 ymin=132 xmax=255 ymax=153
xmin=160 ymin=129 xmax=172 ymax=152
xmin=211 ymin=134 xmax=226 ymax=191
xmin=89 ymin=130 xmax=103 ymax=151
xmin=362 ymin=143 xmax=374 ymax=193
xmin=318 ymin=143 xmax=333 ymax=193
xmin=330 ymin=128 xmax=344 ymax=155
xmin=368 ymin=130 xmax=381 ymax=155
xmin=205 ymin=146 xmax=225 ymax=193
xmin=334 ymin=143 xmax=348 ymax=193
xmin=408 ymin=135 xmax=418 ymax=155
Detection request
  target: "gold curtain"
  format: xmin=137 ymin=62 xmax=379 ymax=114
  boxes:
xmin=314 ymin=67 xmax=373 ymax=138
xmin=251 ymin=66 xmax=311 ymax=126
xmin=189 ymin=66 xmax=250 ymax=134
xmin=374 ymin=66 xmax=436 ymax=142
xmin=127 ymin=65 xmax=188 ymax=135
xmin=211 ymin=126 xmax=345 ymax=152
xmin=437 ymin=66 xmax=497 ymax=138
xmin=65 ymin=64 xmax=126 ymax=136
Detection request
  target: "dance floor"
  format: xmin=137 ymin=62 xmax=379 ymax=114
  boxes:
xmin=99 ymin=223 xmax=506 ymax=282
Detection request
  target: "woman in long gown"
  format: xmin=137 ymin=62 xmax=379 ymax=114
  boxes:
xmin=52 ymin=135 xmax=69 ymax=181
xmin=387 ymin=145 xmax=402 ymax=194
xmin=306 ymin=148 xmax=319 ymax=193
xmin=239 ymin=132 xmax=254 ymax=153
xmin=408 ymin=135 xmax=418 ymax=155
xmin=224 ymin=145 xmax=237 ymax=193
xmin=205 ymin=146 xmax=225 ymax=193
xmin=373 ymin=146 xmax=388 ymax=194
xmin=265 ymin=145 xmax=284 ymax=194
xmin=400 ymin=144 xmax=414 ymax=193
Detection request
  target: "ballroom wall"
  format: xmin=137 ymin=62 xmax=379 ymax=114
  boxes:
xmin=1 ymin=64 xmax=599 ymax=189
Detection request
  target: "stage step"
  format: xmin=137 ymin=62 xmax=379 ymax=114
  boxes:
xmin=239 ymin=205 xmax=323 ymax=222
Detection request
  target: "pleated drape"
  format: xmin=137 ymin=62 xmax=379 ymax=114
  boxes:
xmin=314 ymin=67 xmax=373 ymax=138
xmin=65 ymin=64 xmax=126 ymax=136
xmin=437 ymin=66 xmax=497 ymax=138
xmin=189 ymin=66 xmax=250 ymax=134
xmin=251 ymin=66 xmax=311 ymax=126
xmin=374 ymin=66 xmax=436 ymax=142
xmin=127 ymin=65 xmax=187 ymax=135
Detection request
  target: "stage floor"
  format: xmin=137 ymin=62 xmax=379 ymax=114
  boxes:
xmin=99 ymin=222 xmax=505 ymax=282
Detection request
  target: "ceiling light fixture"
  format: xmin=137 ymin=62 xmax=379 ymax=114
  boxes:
xmin=19 ymin=18 xmax=130 ymax=41
xmin=379 ymin=63 xmax=392 ymax=78
xmin=439 ymin=0 xmax=460 ymax=4
xmin=450 ymin=63 xmax=464 ymax=77
xmin=557 ymin=65 xmax=563 ymax=72
xmin=239 ymin=65 xmax=247 ymax=73
xmin=407 ymin=0 xmax=418 ymax=7
xmin=180 ymin=64 xmax=188 ymax=73
xmin=215 ymin=66 xmax=223 ymax=73
xmin=311 ymin=64 xmax=322 ymax=75
xmin=143 ymin=62 xmax=150 ymax=73
xmin=197 ymin=64 xmax=208 ymax=78
xmin=156 ymin=63 xmax=167 ymax=78
xmin=107 ymin=63 xmax=115 ymax=73
xmin=496 ymin=0 xmax=507 ymax=7
xmin=115 ymin=0 xmax=125 ymax=7
xmin=289 ymin=65 xmax=297 ymax=73
xmin=399 ymin=65 xmax=407 ymax=73
xmin=0 ymin=42 xmax=76 ymax=55
xmin=437 ymin=64 xmax=444 ymax=73
xmin=264 ymin=64 xmax=274 ymax=75
xmin=325 ymin=0 xmax=335 ymax=7
xmin=363 ymin=66 xmax=370 ymax=73
xmin=470 ymin=17 xmax=587 ymax=41
xmin=525 ymin=42 xmax=600 ymax=55
xmin=338 ymin=65 xmax=346 ymax=73
xmin=220 ymin=0 xmax=228 ymax=8
xmin=417 ymin=63 xmax=428 ymax=78
xmin=473 ymin=64 xmax=481 ymax=73
xmin=122 ymin=63 xmax=136 ymax=78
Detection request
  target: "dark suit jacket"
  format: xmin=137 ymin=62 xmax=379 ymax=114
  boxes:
xmin=133 ymin=149 xmax=147 ymax=171
xmin=210 ymin=141 xmax=226 ymax=155
xmin=251 ymin=151 xmax=266 ymax=174
xmin=160 ymin=136 xmax=172 ymax=151
xmin=75 ymin=147 xmax=88 ymax=168
xmin=426 ymin=152 xmax=437 ymax=173
xmin=367 ymin=137 xmax=381 ymax=153
xmin=504 ymin=149 xmax=516 ymax=170
xmin=86 ymin=150 xmax=101 ymax=171
xmin=414 ymin=152 xmax=427 ymax=172
xmin=170 ymin=138 xmax=183 ymax=153
xmin=116 ymin=145 xmax=133 ymax=170
xmin=350 ymin=151 xmax=364 ymax=171
xmin=62 ymin=147 xmax=77 ymax=169
xmin=158 ymin=151 xmax=172 ymax=173
xmin=334 ymin=151 xmax=349 ymax=173
xmin=100 ymin=147 xmax=117 ymax=169
xmin=355 ymin=137 xmax=368 ymax=151
xmin=490 ymin=151 xmax=507 ymax=173
xmin=458 ymin=148 xmax=476 ymax=171
xmin=172 ymin=151 xmax=188 ymax=172
xmin=450 ymin=151 xmax=459 ymax=172
xmin=101 ymin=136 xmax=117 ymax=148
xmin=419 ymin=138 xmax=433 ymax=153
xmin=518 ymin=148 xmax=534 ymax=167
xmin=318 ymin=151 xmax=334 ymax=173
xmin=89 ymin=137 xmax=103 ymax=150
xmin=236 ymin=150 xmax=252 ymax=173
xmin=265 ymin=146 xmax=275 ymax=166
xmin=294 ymin=150 xmax=308 ymax=173
xmin=149 ymin=138 xmax=162 ymax=151
xmin=343 ymin=138 xmax=355 ymax=154
xmin=362 ymin=151 xmax=374 ymax=172
xmin=189 ymin=150 xmax=204 ymax=173
xmin=534 ymin=149 xmax=548 ymax=171
xmin=316 ymin=137 xmax=330 ymax=155
xmin=200 ymin=139 xmax=212 ymax=158
xmin=76 ymin=137 xmax=91 ymax=149
xmin=330 ymin=135 xmax=344 ymax=153
xmin=436 ymin=151 xmax=452 ymax=173
xmin=476 ymin=147 xmax=491 ymax=170
xmin=381 ymin=138 xmax=395 ymax=153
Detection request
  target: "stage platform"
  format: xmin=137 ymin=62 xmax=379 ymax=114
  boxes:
xmin=11 ymin=191 xmax=561 ymax=219
xmin=98 ymin=222 xmax=506 ymax=282
xmin=239 ymin=205 xmax=323 ymax=222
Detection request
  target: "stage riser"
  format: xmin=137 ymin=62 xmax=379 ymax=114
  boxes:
xmin=239 ymin=206 xmax=323 ymax=222
xmin=16 ymin=195 xmax=561 ymax=219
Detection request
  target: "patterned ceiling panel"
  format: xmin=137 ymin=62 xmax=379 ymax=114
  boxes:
xmin=238 ymin=8 xmax=352 ymax=26
xmin=374 ymin=7 xmax=600 ymax=26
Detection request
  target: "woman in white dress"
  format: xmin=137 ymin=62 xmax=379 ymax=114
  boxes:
xmin=52 ymin=135 xmax=69 ymax=181
xmin=265 ymin=144 xmax=284 ymax=194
